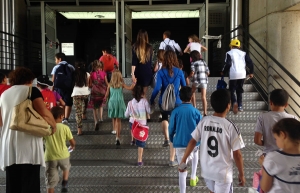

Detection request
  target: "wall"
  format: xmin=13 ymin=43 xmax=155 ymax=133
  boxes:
xmin=249 ymin=0 xmax=300 ymax=116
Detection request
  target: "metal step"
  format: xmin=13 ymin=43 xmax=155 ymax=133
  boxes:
xmin=0 ymin=177 xmax=254 ymax=193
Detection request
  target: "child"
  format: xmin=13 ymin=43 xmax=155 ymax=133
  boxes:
xmin=53 ymin=90 xmax=66 ymax=107
xmin=260 ymin=118 xmax=300 ymax=193
xmin=37 ymin=75 xmax=57 ymax=110
xmin=180 ymin=89 xmax=245 ymax=193
xmin=153 ymin=49 xmax=164 ymax=74
xmin=71 ymin=61 xmax=90 ymax=135
xmin=254 ymin=89 xmax=297 ymax=153
xmin=189 ymin=50 xmax=210 ymax=116
xmin=0 ymin=72 xmax=10 ymax=96
xmin=125 ymin=85 xmax=152 ymax=166
xmin=44 ymin=106 xmax=75 ymax=193
xmin=183 ymin=34 xmax=207 ymax=56
xmin=169 ymin=86 xmax=202 ymax=193
xmin=104 ymin=70 xmax=135 ymax=145
xmin=89 ymin=60 xmax=108 ymax=129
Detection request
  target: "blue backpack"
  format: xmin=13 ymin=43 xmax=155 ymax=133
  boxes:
xmin=216 ymin=76 xmax=227 ymax=90
xmin=54 ymin=63 xmax=74 ymax=90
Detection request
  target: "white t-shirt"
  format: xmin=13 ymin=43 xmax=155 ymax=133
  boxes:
xmin=263 ymin=151 xmax=300 ymax=193
xmin=71 ymin=72 xmax=90 ymax=97
xmin=255 ymin=111 xmax=297 ymax=153
xmin=0 ymin=86 xmax=45 ymax=171
xmin=225 ymin=49 xmax=247 ymax=80
xmin=189 ymin=42 xmax=201 ymax=53
xmin=124 ymin=98 xmax=151 ymax=126
xmin=159 ymin=38 xmax=182 ymax=52
xmin=191 ymin=115 xmax=245 ymax=183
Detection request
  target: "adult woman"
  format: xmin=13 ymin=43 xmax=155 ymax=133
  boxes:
xmin=0 ymin=67 xmax=56 ymax=193
xmin=71 ymin=60 xmax=90 ymax=135
xmin=150 ymin=50 xmax=186 ymax=166
xmin=131 ymin=29 xmax=153 ymax=95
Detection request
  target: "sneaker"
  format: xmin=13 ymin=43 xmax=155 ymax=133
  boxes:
xmin=138 ymin=162 xmax=143 ymax=166
xmin=169 ymin=161 xmax=178 ymax=167
xmin=158 ymin=114 xmax=162 ymax=122
xmin=130 ymin=141 xmax=135 ymax=146
xmin=62 ymin=118 xmax=69 ymax=124
xmin=111 ymin=130 xmax=116 ymax=135
xmin=190 ymin=176 xmax=199 ymax=187
xmin=162 ymin=140 xmax=170 ymax=147
xmin=116 ymin=139 xmax=120 ymax=146
xmin=238 ymin=106 xmax=243 ymax=112
xmin=99 ymin=119 xmax=103 ymax=122
xmin=61 ymin=180 xmax=68 ymax=192
xmin=232 ymin=103 xmax=238 ymax=115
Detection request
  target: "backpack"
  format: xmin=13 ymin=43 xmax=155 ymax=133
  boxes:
xmin=54 ymin=63 xmax=74 ymax=90
xmin=41 ymin=89 xmax=57 ymax=110
xmin=216 ymin=76 xmax=227 ymax=90
xmin=163 ymin=40 xmax=175 ymax=52
xmin=161 ymin=70 xmax=179 ymax=111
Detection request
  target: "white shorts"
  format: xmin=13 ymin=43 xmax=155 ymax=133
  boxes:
xmin=192 ymin=82 xmax=207 ymax=89
xmin=204 ymin=179 xmax=233 ymax=193
xmin=176 ymin=146 xmax=199 ymax=165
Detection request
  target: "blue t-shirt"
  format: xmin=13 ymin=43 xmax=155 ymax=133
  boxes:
xmin=169 ymin=103 xmax=202 ymax=148
xmin=150 ymin=67 xmax=186 ymax=105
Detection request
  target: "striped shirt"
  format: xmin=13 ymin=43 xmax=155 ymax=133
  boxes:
xmin=125 ymin=98 xmax=151 ymax=126
xmin=191 ymin=60 xmax=209 ymax=84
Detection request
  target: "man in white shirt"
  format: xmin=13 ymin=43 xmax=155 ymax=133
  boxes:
xmin=179 ymin=89 xmax=245 ymax=193
xmin=159 ymin=30 xmax=183 ymax=55
xmin=221 ymin=39 xmax=254 ymax=113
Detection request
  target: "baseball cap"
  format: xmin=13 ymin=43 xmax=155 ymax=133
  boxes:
xmin=37 ymin=75 xmax=53 ymax=87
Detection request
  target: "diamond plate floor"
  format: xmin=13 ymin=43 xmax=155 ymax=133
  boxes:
xmin=0 ymin=77 xmax=266 ymax=192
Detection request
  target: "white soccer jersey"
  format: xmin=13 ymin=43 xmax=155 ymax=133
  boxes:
xmin=263 ymin=151 xmax=300 ymax=193
xmin=192 ymin=115 xmax=245 ymax=183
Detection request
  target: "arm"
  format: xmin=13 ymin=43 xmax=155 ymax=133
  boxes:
xmin=124 ymin=102 xmax=131 ymax=118
xmin=173 ymin=41 xmax=182 ymax=53
xmin=32 ymin=97 xmax=57 ymax=134
xmin=131 ymin=48 xmax=138 ymax=82
xmin=168 ymin=112 xmax=176 ymax=143
xmin=233 ymin=149 xmax=245 ymax=186
xmin=88 ymin=75 xmax=92 ymax=88
xmin=201 ymin=45 xmax=208 ymax=52
xmin=222 ymin=53 xmax=232 ymax=74
xmin=254 ymin=132 xmax=264 ymax=146
xmin=260 ymin=167 xmax=274 ymax=192
xmin=104 ymin=85 xmax=110 ymax=101
xmin=58 ymin=98 xmax=66 ymax=107
xmin=69 ymin=138 xmax=76 ymax=150
xmin=145 ymin=100 xmax=152 ymax=115
xmin=122 ymin=82 xmax=135 ymax=90
xmin=104 ymin=75 xmax=108 ymax=86
xmin=153 ymin=61 xmax=159 ymax=72
xmin=245 ymin=54 xmax=254 ymax=77
xmin=183 ymin=44 xmax=190 ymax=53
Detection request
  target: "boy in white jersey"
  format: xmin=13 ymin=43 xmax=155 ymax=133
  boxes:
xmin=254 ymin=89 xmax=297 ymax=153
xmin=179 ymin=89 xmax=245 ymax=193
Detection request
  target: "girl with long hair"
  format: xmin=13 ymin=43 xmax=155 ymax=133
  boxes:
xmin=131 ymin=29 xmax=153 ymax=95
xmin=104 ymin=70 xmax=136 ymax=145
xmin=183 ymin=34 xmax=207 ymax=54
xmin=71 ymin=60 xmax=90 ymax=135
xmin=150 ymin=50 xmax=186 ymax=166
xmin=89 ymin=60 xmax=108 ymax=130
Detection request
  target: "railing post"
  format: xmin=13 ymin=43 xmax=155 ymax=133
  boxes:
xmin=41 ymin=1 xmax=46 ymax=75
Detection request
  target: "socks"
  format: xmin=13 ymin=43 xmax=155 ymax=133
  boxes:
xmin=190 ymin=149 xmax=199 ymax=180
xmin=179 ymin=171 xmax=188 ymax=193
xmin=62 ymin=180 xmax=68 ymax=187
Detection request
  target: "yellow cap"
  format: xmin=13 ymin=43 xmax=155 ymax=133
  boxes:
xmin=230 ymin=39 xmax=240 ymax=47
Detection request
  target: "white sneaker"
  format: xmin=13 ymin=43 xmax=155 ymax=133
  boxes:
xmin=62 ymin=118 xmax=69 ymax=124
xmin=111 ymin=130 xmax=116 ymax=135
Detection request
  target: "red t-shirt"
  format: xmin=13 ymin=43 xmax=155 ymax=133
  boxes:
xmin=99 ymin=54 xmax=119 ymax=72
xmin=0 ymin=84 xmax=11 ymax=96
xmin=41 ymin=88 xmax=57 ymax=110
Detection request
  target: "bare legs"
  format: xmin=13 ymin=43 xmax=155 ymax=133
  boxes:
xmin=192 ymin=88 xmax=208 ymax=116
xmin=138 ymin=147 xmax=143 ymax=162
xmin=170 ymin=142 xmax=176 ymax=162
xmin=162 ymin=120 xmax=169 ymax=141
xmin=112 ymin=118 xmax=122 ymax=139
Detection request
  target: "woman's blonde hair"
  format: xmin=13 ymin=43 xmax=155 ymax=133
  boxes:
xmin=110 ymin=70 xmax=123 ymax=88
xmin=188 ymin=34 xmax=200 ymax=43
xmin=134 ymin=29 xmax=151 ymax=64
xmin=157 ymin=50 xmax=165 ymax=63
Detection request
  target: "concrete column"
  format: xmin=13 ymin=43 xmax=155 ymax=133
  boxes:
xmin=230 ymin=0 xmax=242 ymax=39
xmin=41 ymin=1 xmax=46 ymax=75
xmin=115 ymin=0 xmax=120 ymax=64
xmin=121 ymin=0 xmax=125 ymax=77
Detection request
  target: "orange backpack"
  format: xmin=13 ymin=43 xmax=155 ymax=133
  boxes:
xmin=41 ymin=89 xmax=57 ymax=110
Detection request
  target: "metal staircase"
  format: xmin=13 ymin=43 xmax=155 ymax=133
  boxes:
xmin=0 ymin=77 xmax=266 ymax=193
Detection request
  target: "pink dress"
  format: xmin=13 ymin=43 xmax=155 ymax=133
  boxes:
xmin=89 ymin=70 xmax=107 ymax=108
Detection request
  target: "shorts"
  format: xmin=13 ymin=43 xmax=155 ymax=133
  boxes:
xmin=176 ymin=146 xmax=199 ymax=165
xmin=57 ymin=88 xmax=73 ymax=106
xmin=129 ymin=122 xmax=146 ymax=148
xmin=45 ymin=157 xmax=71 ymax=188
xmin=204 ymin=179 xmax=233 ymax=193
xmin=159 ymin=104 xmax=179 ymax=121
xmin=192 ymin=82 xmax=207 ymax=89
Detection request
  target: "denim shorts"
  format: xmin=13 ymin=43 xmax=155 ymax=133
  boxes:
xmin=129 ymin=122 xmax=146 ymax=148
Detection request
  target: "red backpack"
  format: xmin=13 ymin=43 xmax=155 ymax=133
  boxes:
xmin=41 ymin=89 xmax=57 ymax=110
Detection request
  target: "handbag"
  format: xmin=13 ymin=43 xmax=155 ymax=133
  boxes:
xmin=10 ymin=86 xmax=52 ymax=137
xmin=216 ymin=76 xmax=227 ymax=90
xmin=129 ymin=101 xmax=149 ymax=142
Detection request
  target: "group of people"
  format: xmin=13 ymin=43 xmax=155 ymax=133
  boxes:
xmin=0 ymin=27 xmax=299 ymax=193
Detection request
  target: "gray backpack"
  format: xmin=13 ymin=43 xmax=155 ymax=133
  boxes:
xmin=161 ymin=70 xmax=179 ymax=111
xmin=163 ymin=40 xmax=175 ymax=52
